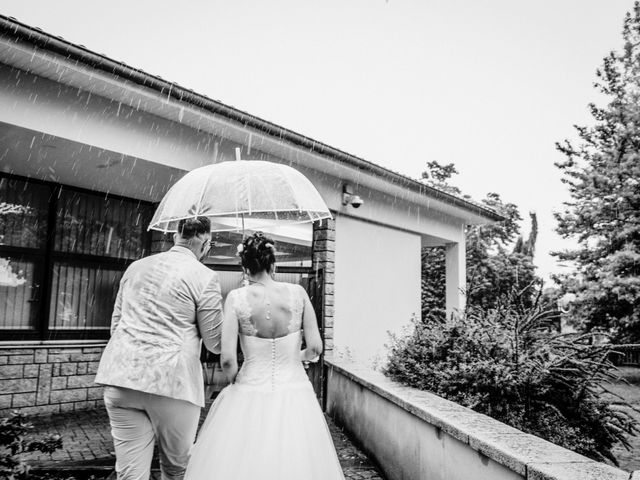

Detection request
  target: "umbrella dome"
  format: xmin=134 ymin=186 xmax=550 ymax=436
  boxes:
xmin=149 ymin=160 xmax=332 ymax=233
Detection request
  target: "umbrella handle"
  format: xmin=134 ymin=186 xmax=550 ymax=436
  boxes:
xmin=241 ymin=212 xmax=248 ymax=287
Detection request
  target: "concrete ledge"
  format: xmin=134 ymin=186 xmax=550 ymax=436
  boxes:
xmin=325 ymin=358 xmax=631 ymax=480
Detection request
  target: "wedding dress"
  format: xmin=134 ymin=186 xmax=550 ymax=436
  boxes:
xmin=184 ymin=283 xmax=345 ymax=480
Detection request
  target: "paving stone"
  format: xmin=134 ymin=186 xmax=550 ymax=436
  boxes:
xmin=0 ymin=377 xmax=37 ymax=393
xmin=12 ymin=392 xmax=36 ymax=408
xmin=0 ymin=364 xmax=24 ymax=379
xmin=48 ymin=353 xmax=72 ymax=363
xmin=5 ymin=349 xmax=36 ymax=355
xmin=60 ymin=363 xmax=77 ymax=376
xmin=87 ymin=386 xmax=104 ymax=401
xmin=34 ymin=350 xmax=47 ymax=363
xmin=24 ymin=364 xmax=40 ymax=377
xmin=36 ymin=364 xmax=53 ymax=406
xmin=67 ymin=374 xmax=96 ymax=388
xmin=82 ymin=347 xmax=105 ymax=354
xmin=9 ymin=354 xmax=34 ymax=364
xmin=21 ymin=401 xmax=386 ymax=479
xmin=87 ymin=362 xmax=101 ymax=374
xmin=51 ymin=376 xmax=68 ymax=390
xmin=0 ymin=394 xmax=12 ymax=409
xmin=70 ymin=353 xmax=102 ymax=362
xmin=49 ymin=388 xmax=87 ymax=403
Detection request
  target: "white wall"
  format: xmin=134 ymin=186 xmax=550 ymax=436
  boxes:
xmin=334 ymin=214 xmax=421 ymax=366
xmin=326 ymin=360 xmax=629 ymax=480
xmin=0 ymin=61 xmax=466 ymax=357
xmin=326 ymin=363 xmax=524 ymax=480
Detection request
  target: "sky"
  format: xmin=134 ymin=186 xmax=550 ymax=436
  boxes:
xmin=1 ymin=0 xmax=636 ymax=280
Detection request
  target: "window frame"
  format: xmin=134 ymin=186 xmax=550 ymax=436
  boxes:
xmin=0 ymin=173 xmax=153 ymax=342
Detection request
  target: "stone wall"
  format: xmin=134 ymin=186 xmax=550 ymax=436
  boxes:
xmin=0 ymin=345 xmax=106 ymax=415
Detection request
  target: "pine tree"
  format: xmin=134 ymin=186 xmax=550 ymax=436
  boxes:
xmin=554 ymin=3 xmax=640 ymax=342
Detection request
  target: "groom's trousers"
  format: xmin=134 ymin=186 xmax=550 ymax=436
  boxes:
xmin=103 ymin=386 xmax=200 ymax=480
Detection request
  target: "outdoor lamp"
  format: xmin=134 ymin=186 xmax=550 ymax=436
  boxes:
xmin=342 ymin=184 xmax=364 ymax=208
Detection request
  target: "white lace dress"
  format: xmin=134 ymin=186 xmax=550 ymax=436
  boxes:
xmin=184 ymin=284 xmax=345 ymax=480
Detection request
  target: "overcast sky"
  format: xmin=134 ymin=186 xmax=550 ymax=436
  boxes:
xmin=1 ymin=0 xmax=636 ymax=280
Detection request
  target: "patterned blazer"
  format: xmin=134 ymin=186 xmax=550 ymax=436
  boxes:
xmin=95 ymin=246 xmax=223 ymax=407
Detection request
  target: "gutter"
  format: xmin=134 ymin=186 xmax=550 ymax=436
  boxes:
xmin=0 ymin=14 xmax=504 ymax=222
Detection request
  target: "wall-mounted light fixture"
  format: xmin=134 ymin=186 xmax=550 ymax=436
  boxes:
xmin=342 ymin=183 xmax=364 ymax=208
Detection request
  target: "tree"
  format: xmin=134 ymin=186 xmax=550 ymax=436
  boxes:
xmin=394 ymin=164 xmax=637 ymax=464
xmin=420 ymin=162 xmax=541 ymax=321
xmin=554 ymin=3 xmax=640 ymax=342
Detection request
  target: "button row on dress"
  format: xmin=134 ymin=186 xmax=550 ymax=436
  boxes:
xmin=271 ymin=340 xmax=276 ymax=391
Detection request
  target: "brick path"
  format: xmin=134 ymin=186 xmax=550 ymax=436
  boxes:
xmin=19 ymin=403 xmax=385 ymax=479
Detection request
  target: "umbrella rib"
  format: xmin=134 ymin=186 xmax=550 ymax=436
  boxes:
xmin=263 ymin=176 xmax=279 ymax=221
xmin=245 ymin=172 xmax=252 ymax=215
xmin=284 ymin=168 xmax=301 ymax=219
xmin=194 ymin=170 xmax=209 ymax=220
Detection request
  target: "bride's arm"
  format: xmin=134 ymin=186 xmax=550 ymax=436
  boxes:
xmin=220 ymin=293 xmax=239 ymax=383
xmin=300 ymin=287 xmax=323 ymax=362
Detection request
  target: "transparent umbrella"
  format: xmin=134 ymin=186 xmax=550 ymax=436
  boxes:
xmin=148 ymin=160 xmax=332 ymax=233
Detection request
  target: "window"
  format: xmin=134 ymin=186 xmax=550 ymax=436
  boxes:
xmin=204 ymin=224 xmax=313 ymax=268
xmin=0 ymin=174 xmax=153 ymax=341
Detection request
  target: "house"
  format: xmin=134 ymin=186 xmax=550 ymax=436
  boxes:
xmin=0 ymin=14 xmax=501 ymax=415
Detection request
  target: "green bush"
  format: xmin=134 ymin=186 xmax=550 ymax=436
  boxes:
xmin=385 ymin=296 xmax=639 ymax=464
xmin=0 ymin=411 xmax=66 ymax=480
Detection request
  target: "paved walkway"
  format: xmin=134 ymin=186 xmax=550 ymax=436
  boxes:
xmin=21 ymin=402 xmax=385 ymax=480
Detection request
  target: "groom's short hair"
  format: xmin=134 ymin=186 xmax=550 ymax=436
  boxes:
xmin=177 ymin=217 xmax=211 ymax=239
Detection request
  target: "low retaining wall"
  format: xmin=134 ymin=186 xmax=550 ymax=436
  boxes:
xmin=325 ymin=358 xmax=631 ymax=480
xmin=0 ymin=344 xmax=106 ymax=415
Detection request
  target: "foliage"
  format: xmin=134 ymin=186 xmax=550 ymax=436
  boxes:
xmin=0 ymin=411 xmax=70 ymax=480
xmin=385 ymin=295 xmax=639 ymax=464
xmin=420 ymin=161 xmax=541 ymax=320
xmin=554 ymin=3 xmax=640 ymax=342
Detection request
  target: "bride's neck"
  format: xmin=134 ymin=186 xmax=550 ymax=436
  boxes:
xmin=248 ymin=270 xmax=273 ymax=285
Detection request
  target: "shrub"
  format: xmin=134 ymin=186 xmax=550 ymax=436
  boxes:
xmin=0 ymin=411 xmax=66 ymax=480
xmin=385 ymin=295 xmax=639 ymax=464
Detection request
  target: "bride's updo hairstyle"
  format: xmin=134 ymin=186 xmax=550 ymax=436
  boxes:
xmin=239 ymin=232 xmax=276 ymax=275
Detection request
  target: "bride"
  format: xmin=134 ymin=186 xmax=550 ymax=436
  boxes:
xmin=184 ymin=232 xmax=345 ymax=480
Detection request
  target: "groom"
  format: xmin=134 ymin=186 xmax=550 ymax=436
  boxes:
xmin=95 ymin=217 xmax=223 ymax=480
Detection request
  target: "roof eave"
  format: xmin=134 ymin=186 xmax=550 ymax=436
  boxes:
xmin=0 ymin=14 xmax=505 ymax=223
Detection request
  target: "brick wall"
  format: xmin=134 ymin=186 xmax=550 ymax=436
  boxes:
xmin=0 ymin=345 xmax=106 ymax=415
xmin=313 ymin=218 xmax=336 ymax=356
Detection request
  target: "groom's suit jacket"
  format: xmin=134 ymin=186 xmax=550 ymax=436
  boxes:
xmin=95 ymin=246 xmax=223 ymax=407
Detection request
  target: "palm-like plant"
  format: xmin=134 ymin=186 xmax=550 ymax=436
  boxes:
xmin=385 ymin=290 xmax=639 ymax=464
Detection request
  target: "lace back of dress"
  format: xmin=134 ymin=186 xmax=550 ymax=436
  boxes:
xmin=235 ymin=283 xmax=303 ymax=337
xmin=235 ymin=287 xmax=257 ymax=336
xmin=287 ymin=284 xmax=305 ymax=333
